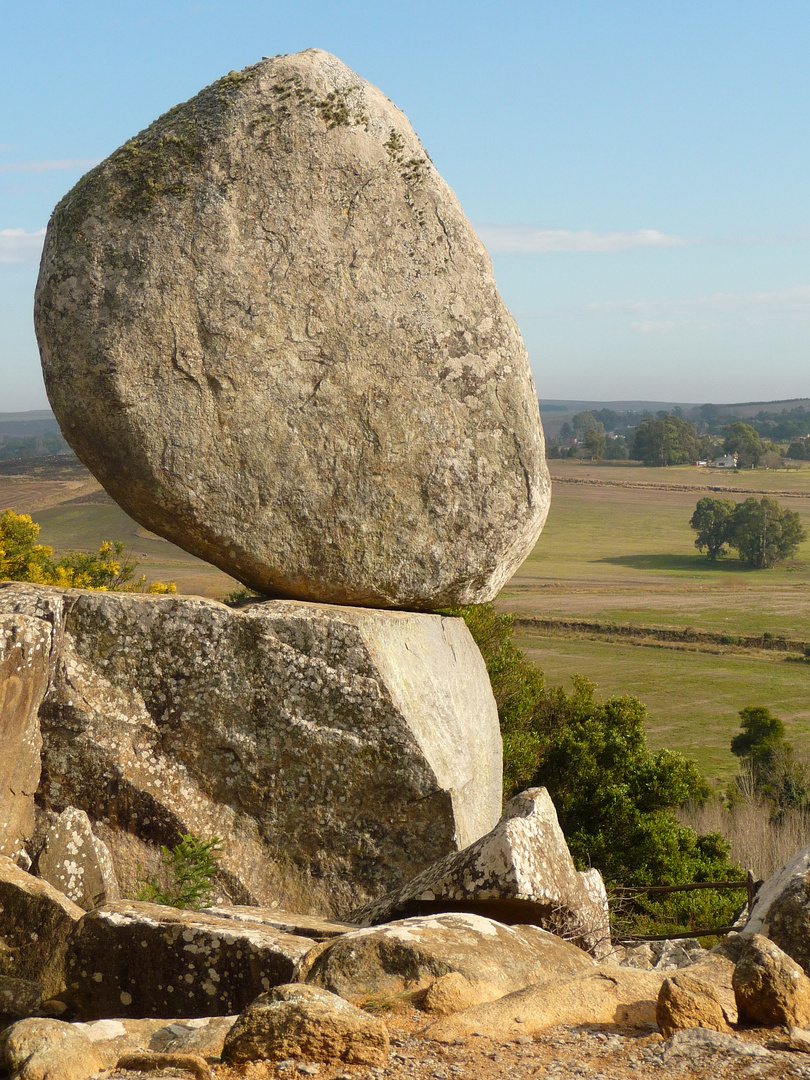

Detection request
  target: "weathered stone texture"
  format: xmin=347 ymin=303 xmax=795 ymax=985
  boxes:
xmin=0 ymin=1017 xmax=105 ymax=1080
xmin=64 ymin=900 xmax=315 ymax=1019
xmin=222 ymin=984 xmax=389 ymax=1065
xmin=0 ymin=857 xmax=83 ymax=999
xmin=733 ymin=933 xmax=810 ymax=1028
xmin=299 ymin=912 xmax=595 ymax=1004
xmin=743 ymin=844 xmax=810 ymax=973
xmin=34 ymin=49 xmax=549 ymax=611
xmin=656 ymin=958 xmax=737 ymax=1038
xmin=37 ymin=806 xmax=120 ymax=910
xmin=0 ymin=614 xmax=50 ymax=859
xmin=0 ymin=583 xmax=501 ymax=912
xmin=352 ymin=788 xmax=610 ymax=957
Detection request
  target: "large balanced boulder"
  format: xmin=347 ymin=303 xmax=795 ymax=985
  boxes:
xmin=0 ymin=583 xmax=501 ymax=912
xmin=351 ymin=788 xmax=610 ymax=957
xmin=743 ymin=843 xmax=810 ymax=973
xmin=34 ymin=48 xmax=549 ymax=611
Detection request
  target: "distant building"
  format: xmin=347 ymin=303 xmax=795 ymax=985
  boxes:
xmin=711 ymin=453 xmax=738 ymax=469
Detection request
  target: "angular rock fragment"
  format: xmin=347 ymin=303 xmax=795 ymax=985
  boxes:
xmin=64 ymin=900 xmax=315 ymax=1019
xmin=35 ymin=49 xmax=549 ymax=611
xmin=733 ymin=933 xmax=810 ymax=1027
xmin=352 ymin=788 xmax=610 ymax=957
xmin=656 ymin=957 xmax=736 ymax=1037
xmin=0 ymin=613 xmax=49 ymax=860
xmin=222 ymin=984 xmax=389 ymax=1065
xmin=0 ymin=856 xmax=83 ymax=999
xmin=299 ymin=912 xmax=595 ymax=1004
xmin=37 ymin=806 xmax=120 ymax=911
xmin=0 ymin=583 xmax=501 ymax=912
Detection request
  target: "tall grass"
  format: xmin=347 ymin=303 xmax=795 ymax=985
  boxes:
xmin=679 ymin=797 xmax=810 ymax=880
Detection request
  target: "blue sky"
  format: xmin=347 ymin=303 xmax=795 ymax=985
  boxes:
xmin=2 ymin=1 xmax=808 ymax=410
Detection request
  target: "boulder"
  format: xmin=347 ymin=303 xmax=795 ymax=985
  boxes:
xmin=0 ymin=857 xmax=83 ymax=999
xmin=351 ymin=788 xmax=610 ymax=957
xmin=69 ymin=1015 xmax=236 ymax=1068
xmin=0 ymin=583 xmax=501 ymax=912
xmin=656 ymin=957 xmax=737 ymax=1038
xmin=34 ymin=49 xmax=549 ymax=612
xmin=298 ymin=912 xmax=595 ymax=1005
xmin=733 ymin=933 xmax=810 ymax=1028
xmin=0 ymin=1018 xmax=104 ymax=1080
xmin=63 ymin=900 xmax=315 ymax=1019
xmin=0 ymin=975 xmax=44 ymax=1021
xmin=221 ymin=984 xmax=389 ymax=1065
xmin=424 ymin=964 xmax=665 ymax=1042
xmin=743 ymin=843 xmax=810 ymax=973
xmin=0 ymin=613 xmax=49 ymax=860
xmin=37 ymin=806 xmax=120 ymax=911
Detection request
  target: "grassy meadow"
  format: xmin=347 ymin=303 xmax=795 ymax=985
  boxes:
xmin=498 ymin=460 xmax=810 ymax=786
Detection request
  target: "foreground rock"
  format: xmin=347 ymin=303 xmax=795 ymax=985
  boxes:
xmin=352 ymin=788 xmax=610 ymax=957
xmin=35 ymin=49 xmax=549 ymax=611
xmin=299 ymin=912 xmax=595 ymax=1008
xmin=0 ymin=583 xmax=501 ymax=911
xmin=63 ymin=900 xmax=315 ymax=1019
xmin=425 ymin=963 xmax=666 ymax=1041
xmin=733 ymin=933 xmax=810 ymax=1028
xmin=0 ymin=613 xmax=49 ymax=861
xmin=37 ymin=806 xmax=120 ymax=911
xmin=656 ymin=957 xmax=736 ymax=1037
xmin=743 ymin=843 xmax=810 ymax=973
xmin=0 ymin=857 xmax=83 ymax=999
xmin=0 ymin=1018 xmax=104 ymax=1080
xmin=222 ymin=984 xmax=389 ymax=1065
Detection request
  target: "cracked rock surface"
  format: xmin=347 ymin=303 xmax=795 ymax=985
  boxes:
xmin=34 ymin=48 xmax=549 ymax=611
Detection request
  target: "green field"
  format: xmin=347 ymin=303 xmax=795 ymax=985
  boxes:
xmin=498 ymin=460 xmax=810 ymax=785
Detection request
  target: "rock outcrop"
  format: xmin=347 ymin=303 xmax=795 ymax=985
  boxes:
xmin=0 ymin=583 xmax=501 ymax=912
xmin=352 ymin=788 xmax=610 ymax=957
xmin=63 ymin=901 xmax=315 ymax=1019
xmin=221 ymin=984 xmax=389 ymax=1066
xmin=0 ymin=613 xmax=49 ymax=861
xmin=34 ymin=49 xmax=549 ymax=611
xmin=743 ymin=843 xmax=810 ymax=973
xmin=0 ymin=857 xmax=83 ymax=999
xmin=298 ymin=912 xmax=596 ymax=1007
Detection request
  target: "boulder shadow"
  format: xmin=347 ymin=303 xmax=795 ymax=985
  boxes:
xmin=597 ymin=554 xmax=744 ymax=572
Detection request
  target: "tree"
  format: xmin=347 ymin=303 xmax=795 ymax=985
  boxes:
xmin=632 ymin=416 xmax=700 ymax=466
xmin=723 ymin=422 xmax=764 ymax=468
xmin=0 ymin=510 xmax=176 ymax=592
xmin=729 ymin=497 xmax=806 ymax=568
xmin=690 ymin=497 xmax=736 ymax=561
xmin=582 ymin=427 xmax=606 ymax=460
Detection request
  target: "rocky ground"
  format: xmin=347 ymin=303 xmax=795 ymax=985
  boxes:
xmin=87 ymin=1011 xmax=810 ymax=1080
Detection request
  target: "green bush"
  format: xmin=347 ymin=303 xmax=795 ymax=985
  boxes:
xmin=137 ymin=834 xmax=223 ymax=910
xmin=451 ymin=604 xmax=744 ymax=935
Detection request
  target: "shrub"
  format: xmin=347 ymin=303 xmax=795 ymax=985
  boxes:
xmin=137 ymin=834 xmax=223 ymax=910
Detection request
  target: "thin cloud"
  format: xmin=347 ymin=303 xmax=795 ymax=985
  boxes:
xmin=476 ymin=225 xmax=694 ymax=254
xmin=630 ymin=321 xmax=677 ymax=334
xmin=0 ymin=228 xmax=46 ymax=265
xmin=0 ymin=158 xmax=99 ymax=175
xmin=595 ymin=285 xmax=810 ymax=319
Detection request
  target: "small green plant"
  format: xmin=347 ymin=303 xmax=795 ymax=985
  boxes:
xmin=137 ymin=834 xmax=223 ymax=910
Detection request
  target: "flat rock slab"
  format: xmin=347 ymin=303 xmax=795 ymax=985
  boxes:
xmin=299 ymin=912 xmax=595 ymax=1004
xmin=200 ymin=905 xmax=356 ymax=941
xmin=35 ymin=48 xmax=549 ymax=611
xmin=0 ymin=583 xmax=501 ymax=912
xmin=352 ymin=787 xmax=610 ymax=957
xmin=64 ymin=900 xmax=315 ymax=1019
xmin=425 ymin=964 xmax=666 ymax=1042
